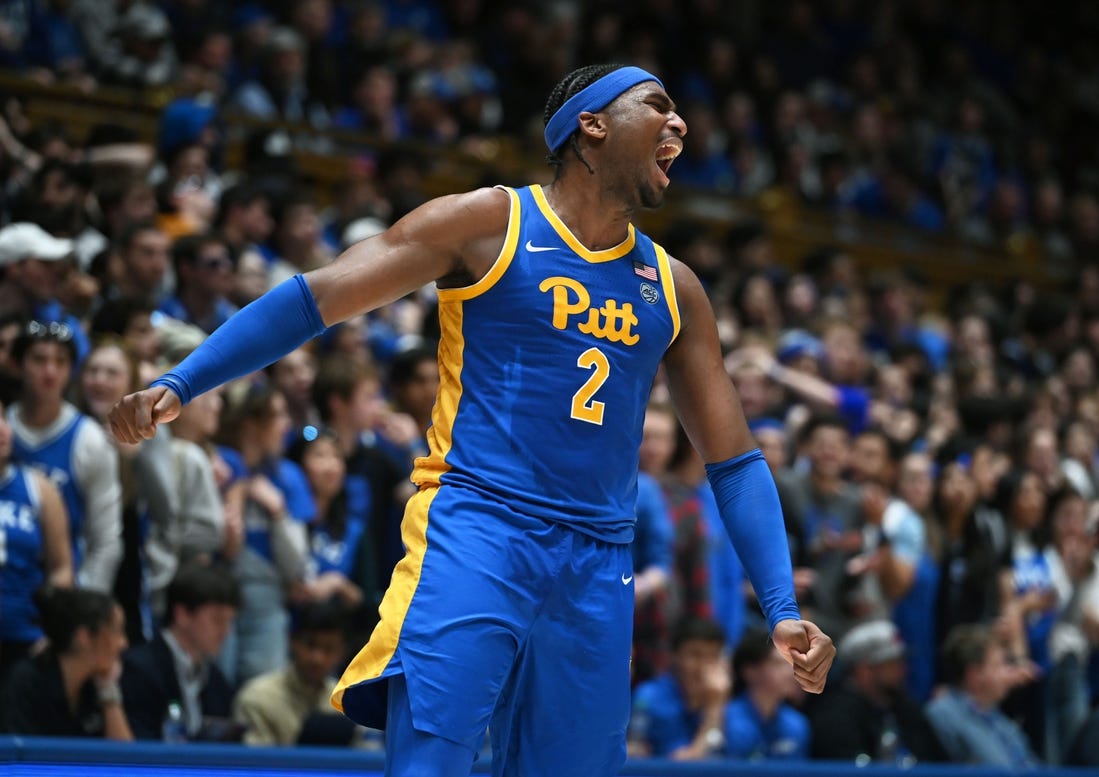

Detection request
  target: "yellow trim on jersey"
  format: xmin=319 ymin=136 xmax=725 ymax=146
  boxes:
xmin=530 ymin=184 xmax=636 ymax=263
xmin=437 ymin=186 xmax=521 ymax=302
xmin=331 ymin=486 xmax=437 ymax=712
xmin=654 ymin=243 xmax=681 ymax=344
xmin=333 ymin=291 xmax=468 ymax=704
xmin=412 ymin=300 xmax=464 ymax=486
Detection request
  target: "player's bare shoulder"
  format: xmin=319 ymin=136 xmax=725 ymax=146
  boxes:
xmin=427 ymin=186 xmax=513 ymax=287
xmin=665 ymin=253 xmax=711 ymax=331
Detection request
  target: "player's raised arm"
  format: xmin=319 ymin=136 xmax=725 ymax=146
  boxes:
xmin=662 ymin=258 xmax=836 ymax=693
xmin=109 ymin=188 xmax=510 ymax=444
xmin=308 ymin=187 xmax=509 ymax=325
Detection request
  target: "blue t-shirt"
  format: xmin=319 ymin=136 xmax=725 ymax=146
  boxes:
xmin=218 ymin=446 xmax=314 ymax=561
xmin=696 ymin=481 xmax=746 ymax=648
xmin=309 ymin=474 xmax=371 ymax=578
xmin=158 ymin=295 xmax=238 ymax=335
xmin=724 ymin=694 xmax=809 ymax=761
xmin=633 ymin=471 xmax=673 ymax=574
xmin=1011 ymin=539 xmax=1056 ymax=670
xmin=630 ymin=673 xmax=698 ymax=757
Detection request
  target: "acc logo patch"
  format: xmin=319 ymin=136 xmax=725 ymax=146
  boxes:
xmin=640 ymin=282 xmax=660 ymax=304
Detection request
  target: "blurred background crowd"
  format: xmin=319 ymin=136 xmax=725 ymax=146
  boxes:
xmin=0 ymin=0 xmax=1098 ymax=769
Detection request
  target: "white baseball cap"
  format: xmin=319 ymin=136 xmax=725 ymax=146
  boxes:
xmin=840 ymin=620 xmax=907 ymax=666
xmin=0 ymin=223 xmax=75 ymax=266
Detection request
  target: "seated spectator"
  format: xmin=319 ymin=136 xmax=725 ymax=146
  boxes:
xmin=665 ymin=423 xmax=746 ymax=649
xmin=228 ymin=26 xmax=328 ymax=127
xmin=772 ymin=412 xmax=862 ymax=641
xmin=1065 ymin=705 xmax=1099 ymax=766
xmin=120 ymin=561 xmax=240 ymax=741
xmin=9 ymin=158 xmax=106 ymax=275
xmin=925 ymin=623 xmax=1040 ymax=767
xmin=269 ymin=347 xmax=320 ymax=444
xmin=214 ymin=182 xmax=274 ymax=266
xmin=165 ymin=384 xmax=238 ymax=580
xmin=0 ymin=221 xmax=91 ymax=362
xmin=159 ymin=233 xmax=238 ymax=334
xmin=997 ymin=468 xmax=1054 ymax=745
xmin=809 ymin=619 xmax=948 ymax=764
xmin=312 ymin=357 xmax=415 ymax=600
xmin=20 ymin=0 xmax=92 ymax=87
xmin=89 ymin=297 xmax=162 ymax=384
xmin=234 ymin=601 xmax=356 ymax=746
xmin=285 ymin=426 xmax=368 ymax=611
xmin=95 ymin=176 xmax=159 ymax=244
xmin=386 ymin=343 xmax=439 ymax=444
xmin=0 ymin=394 xmax=73 ymax=687
xmin=95 ymin=2 xmax=178 ymax=89
xmin=76 ymin=339 xmax=178 ymax=643
xmin=0 ymin=586 xmax=132 ymax=740
xmin=628 ymin=617 xmax=731 ymax=760
xmin=266 ymin=191 xmax=335 ymax=286
xmin=104 ymin=220 xmax=172 ymax=306
xmin=629 ymin=468 xmax=675 ymax=686
xmin=8 ymin=320 xmax=122 ymax=592
xmin=633 ymin=401 xmax=694 ymax=685
xmin=216 ymin=384 xmax=313 ymax=687
xmin=933 ymin=455 xmax=1007 ymax=646
xmin=1043 ymin=486 xmax=1097 ymax=763
xmin=0 ymin=312 xmax=24 ymax=406
xmin=334 ymin=65 xmax=409 ymax=138
xmin=725 ymin=629 xmax=809 ymax=760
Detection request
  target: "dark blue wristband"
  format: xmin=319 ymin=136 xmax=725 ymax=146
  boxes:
xmin=151 ymin=274 xmax=326 ymax=404
xmin=705 ymin=448 xmax=800 ymax=632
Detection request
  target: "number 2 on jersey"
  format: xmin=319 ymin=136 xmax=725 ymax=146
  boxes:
xmin=571 ymin=347 xmax=610 ymax=425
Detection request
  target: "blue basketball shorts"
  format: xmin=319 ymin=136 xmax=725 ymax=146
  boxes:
xmin=333 ymin=484 xmax=635 ymax=775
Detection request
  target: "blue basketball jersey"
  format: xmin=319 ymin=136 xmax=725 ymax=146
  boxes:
xmin=411 ymin=185 xmax=680 ymax=542
xmin=0 ymin=465 xmax=45 ymax=642
xmin=10 ymin=410 xmax=87 ymax=569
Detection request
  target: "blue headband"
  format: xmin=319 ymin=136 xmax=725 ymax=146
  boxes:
xmin=544 ymin=66 xmax=664 ymax=153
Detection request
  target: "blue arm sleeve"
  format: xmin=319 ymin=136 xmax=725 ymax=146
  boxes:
xmin=705 ymin=448 xmax=800 ymax=633
xmin=150 ymin=275 xmax=326 ymax=404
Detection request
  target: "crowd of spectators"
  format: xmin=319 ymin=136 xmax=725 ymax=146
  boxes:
xmin=4 ymin=0 xmax=1099 ymax=269
xmin=0 ymin=0 xmax=1098 ymax=769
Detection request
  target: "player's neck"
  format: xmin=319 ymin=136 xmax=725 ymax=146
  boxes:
xmin=541 ymin=179 xmax=633 ymax=251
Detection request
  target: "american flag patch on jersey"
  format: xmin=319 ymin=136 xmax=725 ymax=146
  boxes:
xmin=633 ymin=260 xmax=658 ymax=281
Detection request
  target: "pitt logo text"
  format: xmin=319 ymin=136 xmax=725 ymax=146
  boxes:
xmin=539 ymin=276 xmax=639 ymax=345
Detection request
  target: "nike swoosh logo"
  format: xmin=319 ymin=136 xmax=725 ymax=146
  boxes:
xmin=621 ymin=574 xmax=633 ymax=585
xmin=525 ymin=240 xmax=557 ymax=253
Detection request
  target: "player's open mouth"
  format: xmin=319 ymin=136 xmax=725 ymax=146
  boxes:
xmin=656 ymin=141 xmax=682 ymax=177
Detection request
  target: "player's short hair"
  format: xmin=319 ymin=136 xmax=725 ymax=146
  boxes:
xmin=543 ymin=63 xmax=626 ymax=170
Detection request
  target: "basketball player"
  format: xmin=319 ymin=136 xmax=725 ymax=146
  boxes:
xmin=111 ymin=64 xmax=835 ymax=776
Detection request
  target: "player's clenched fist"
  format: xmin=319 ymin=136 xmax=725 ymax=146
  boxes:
xmin=108 ymin=385 xmax=182 ymax=443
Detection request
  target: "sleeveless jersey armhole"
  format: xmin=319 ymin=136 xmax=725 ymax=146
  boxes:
xmin=436 ymin=186 xmax=521 ymax=302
